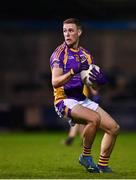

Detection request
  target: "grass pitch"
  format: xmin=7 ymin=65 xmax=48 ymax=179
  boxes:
xmin=0 ymin=130 xmax=136 ymax=179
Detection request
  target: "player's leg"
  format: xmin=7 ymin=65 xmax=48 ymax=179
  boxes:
xmin=71 ymin=104 xmax=100 ymax=173
xmin=55 ymin=99 xmax=100 ymax=172
xmin=78 ymin=124 xmax=85 ymax=145
xmin=78 ymin=124 xmax=85 ymax=138
xmin=71 ymin=104 xmax=100 ymax=148
xmin=64 ymin=124 xmax=79 ymax=145
xmin=69 ymin=124 xmax=79 ymax=137
xmin=96 ymin=106 xmax=120 ymax=172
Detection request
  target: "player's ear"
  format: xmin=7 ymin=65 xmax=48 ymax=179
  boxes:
xmin=78 ymin=29 xmax=82 ymax=36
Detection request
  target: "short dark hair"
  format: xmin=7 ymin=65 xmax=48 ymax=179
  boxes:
xmin=63 ymin=18 xmax=82 ymax=29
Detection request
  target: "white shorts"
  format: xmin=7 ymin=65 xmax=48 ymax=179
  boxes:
xmin=63 ymin=98 xmax=99 ymax=111
xmin=64 ymin=98 xmax=99 ymax=126
xmin=54 ymin=98 xmax=99 ymax=126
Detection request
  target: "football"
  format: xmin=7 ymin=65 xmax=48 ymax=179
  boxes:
xmin=80 ymin=64 xmax=100 ymax=86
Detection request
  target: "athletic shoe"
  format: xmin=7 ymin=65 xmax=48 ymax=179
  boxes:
xmin=97 ymin=165 xmax=113 ymax=173
xmin=79 ymin=154 xmax=99 ymax=173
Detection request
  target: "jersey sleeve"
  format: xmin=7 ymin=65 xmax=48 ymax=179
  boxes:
xmin=50 ymin=51 xmax=64 ymax=69
xmin=85 ymin=50 xmax=95 ymax=65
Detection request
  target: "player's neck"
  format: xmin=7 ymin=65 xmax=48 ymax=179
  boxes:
xmin=72 ymin=45 xmax=79 ymax=50
xmin=65 ymin=40 xmax=79 ymax=50
xmin=73 ymin=40 xmax=79 ymax=50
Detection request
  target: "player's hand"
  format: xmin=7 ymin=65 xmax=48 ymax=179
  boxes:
xmin=70 ymin=60 xmax=89 ymax=75
xmin=89 ymin=67 xmax=107 ymax=85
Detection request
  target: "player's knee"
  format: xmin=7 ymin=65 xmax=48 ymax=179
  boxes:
xmin=88 ymin=112 xmax=101 ymax=128
xmin=111 ymin=123 xmax=120 ymax=136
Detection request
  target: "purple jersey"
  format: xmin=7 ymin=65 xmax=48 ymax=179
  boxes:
xmin=50 ymin=42 xmax=94 ymax=103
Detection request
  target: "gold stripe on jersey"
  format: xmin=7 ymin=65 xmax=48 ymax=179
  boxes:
xmin=63 ymin=46 xmax=68 ymax=65
xmin=82 ymin=51 xmax=92 ymax=65
xmin=83 ymin=85 xmax=90 ymax=97
xmin=57 ymin=45 xmax=65 ymax=59
xmin=54 ymin=43 xmax=65 ymax=60
xmin=70 ymin=47 xmax=79 ymax=52
xmin=54 ymin=86 xmax=66 ymax=103
xmin=54 ymin=46 xmax=61 ymax=60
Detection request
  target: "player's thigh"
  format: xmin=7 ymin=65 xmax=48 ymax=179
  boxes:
xmin=96 ymin=106 xmax=119 ymax=134
xmin=71 ymin=104 xmax=100 ymax=125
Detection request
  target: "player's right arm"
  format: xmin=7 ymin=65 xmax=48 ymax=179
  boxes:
xmin=51 ymin=48 xmax=89 ymax=88
xmin=52 ymin=66 xmax=73 ymax=88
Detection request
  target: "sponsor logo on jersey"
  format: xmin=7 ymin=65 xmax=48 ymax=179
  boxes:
xmin=68 ymin=56 xmax=75 ymax=60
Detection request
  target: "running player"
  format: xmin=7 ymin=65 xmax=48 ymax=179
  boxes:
xmin=50 ymin=18 xmax=120 ymax=173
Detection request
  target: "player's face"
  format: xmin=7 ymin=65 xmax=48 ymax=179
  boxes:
xmin=63 ymin=23 xmax=82 ymax=49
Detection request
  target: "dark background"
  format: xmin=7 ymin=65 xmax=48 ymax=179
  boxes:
xmin=1 ymin=0 xmax=136 ymax=21
xmin=0 ymin=0 xmax=136 ymax=131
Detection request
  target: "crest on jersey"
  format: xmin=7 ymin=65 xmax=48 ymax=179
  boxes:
xmin=74 ymin=54 xmax=80 ymax=62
